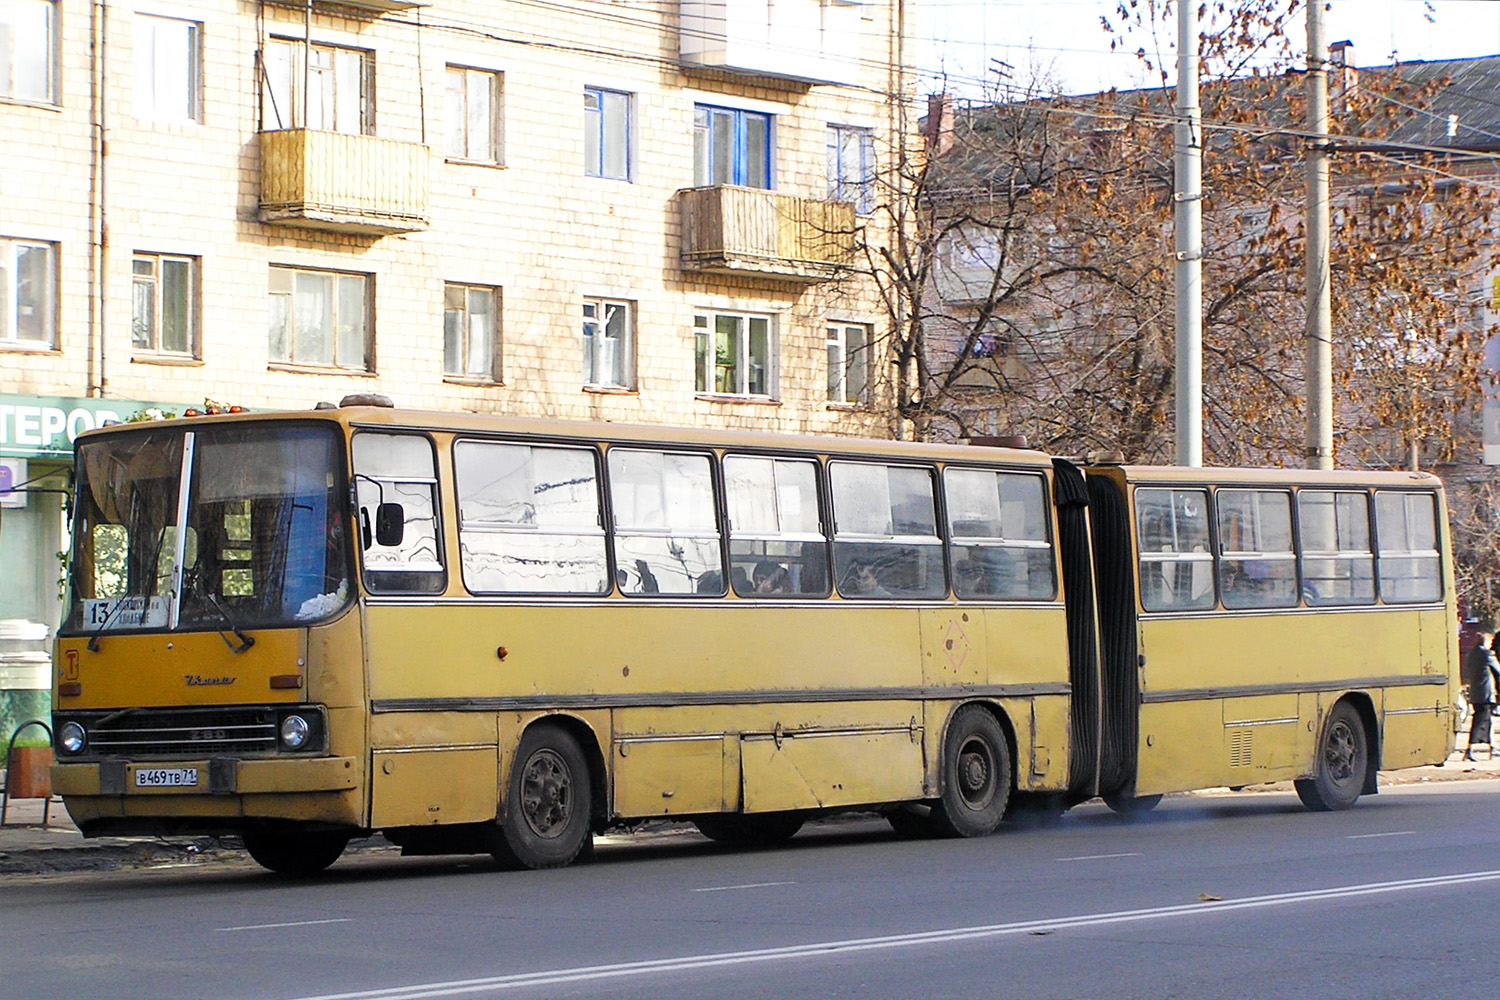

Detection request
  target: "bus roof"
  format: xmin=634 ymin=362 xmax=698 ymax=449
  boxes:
xmin=1101 ymin=464 xmax=1444 ymax=489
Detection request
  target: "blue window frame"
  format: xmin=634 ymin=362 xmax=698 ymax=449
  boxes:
xmin=694 ymin=105 xmax=771 ymax=189
xmin=584 ymin=87 xmax=630 ymax=180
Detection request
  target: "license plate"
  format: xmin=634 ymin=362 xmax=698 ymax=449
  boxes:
xmin=134 ymin=768 xmax=198 ymax=788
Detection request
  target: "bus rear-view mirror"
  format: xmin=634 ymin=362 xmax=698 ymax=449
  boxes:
xmin=375 ymin=502 xmax=405 ymax=548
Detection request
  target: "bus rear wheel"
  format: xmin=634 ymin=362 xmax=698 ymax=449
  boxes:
xmin=491 ymin=724 xmax=594 ymax=869
xmin=930 ymin=705 xmax=1011 ymax=838
xmin=1295 ymin=701 xmax=1369 ymax=812
xmin=693 ymin=812 xmax=805 ymax=846
xmin=243 ymin=830 xmax=349 ymax=876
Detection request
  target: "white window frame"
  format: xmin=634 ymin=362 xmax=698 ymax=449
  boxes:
xmin=268 ymin=265 xmax=371 ymax=371
xmin=0 ymin=0 xmax=56 ymax=104
xmin=582 ymin=296 xmax=634 ymax=389
xmin=826 ymin=321 xmax=869 ymax=404
xmin=445 ymin=65 xmax=502 ymax=164
xmin=694 ymin=310 xmax=776 ymax=399
xmin=131 ymin=252 xmax=198 ymax=357
xmin=827 ymin=124 xmax=873 ymax=213
xmin=584 ymin=86 xmax=631 ymax=180
xmin=444 ymin=282 xmax=500 ymax=382
xmin=261 ymin=37 xmax=372 ymax=134
xmin=0 ymin=238 xmax=57 ymax=349
xmin=134 ymin=13 xmax=201 ymax=123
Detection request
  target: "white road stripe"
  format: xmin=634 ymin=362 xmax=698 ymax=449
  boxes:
xmin=277 ymin=869 xmax=1500 ymax=1000
xmin=219 ymin=918 xmax=352 ymax=932
xmin=1346 ymin=831 xmax=1416 ymax=840
xmin=1056 ymin=852 xmax=1142 ymax=862
xmin=692 ymin=881 xmax=798 ymax=893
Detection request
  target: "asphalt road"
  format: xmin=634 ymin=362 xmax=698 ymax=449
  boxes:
xmin=7 ymin=781 xmax=1498 ymax=1000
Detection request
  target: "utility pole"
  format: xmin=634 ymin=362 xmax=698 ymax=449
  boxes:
xmin=1174 ymin=0 xmax=1203 ymax=467
xmin=1305 ymin=2 xmax=1334 ymax=470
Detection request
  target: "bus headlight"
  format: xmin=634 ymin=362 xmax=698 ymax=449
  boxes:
xmin=279 ymin=715 xmax=311 ymax=750
xmin=58 ymin=721 xmax=88 ymax=756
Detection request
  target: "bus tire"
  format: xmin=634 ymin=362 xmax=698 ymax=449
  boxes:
xmin=1102 ymin=791 xmax=1162 ymax=816
xmin=693 ymin=812 xmax=805 ymax=846
xmin=1295 ymin=701 xmax=1368 ymax=812
xmin=243 ymin=830 xmax=349 ymax=876
xmin=930 ymin=705 xmax=1011 ymax=838
xmin=492 ymin=724 xmax=593 ymax=869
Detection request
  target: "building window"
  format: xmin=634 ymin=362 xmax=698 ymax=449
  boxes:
xmin=694 ymin=311 xmax=774 ymax=398
xmin=134 ymin=14 xmax=200 ymax=123
xmin=584 ymin=87 xmax=630 ymax=180
xmin=444 ymin=283 xmax=499 ymax=381
xmin=693 ymin=105 xmax=771 ymax=189
xmin=582 ymin=297 xmax=633 ymax=388
xmin=445 ymin=66 xmax=501 ymax=163
xmin=261 ymin=38 xmax=371 ymax=134
xmin=827 ymin=322 xmax=869 ymax=404
xmin=0 ymin=0 xmax=54 ymax=103
xmin=827 ymin=125 xmax=873 ymax=212
xmin=132 ymin=253 xmax=198 ymax=356
xmin=0 ymin=238 xmax=56 ymax=348
xmin=268 ymin=266 xmax=371 ymax=371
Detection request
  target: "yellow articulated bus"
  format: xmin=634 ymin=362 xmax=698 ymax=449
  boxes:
xmin=48 ymin=402 xmax=1457 ymax=874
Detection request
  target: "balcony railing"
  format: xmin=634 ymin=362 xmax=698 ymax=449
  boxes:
xmin=258 ymin=129 xmax=430 ymax=236
xmin=678 ymin=185 xmax=856 ymax=283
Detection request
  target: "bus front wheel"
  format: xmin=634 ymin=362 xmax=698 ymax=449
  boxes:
xmin=1295 ymin=701 xmax=1369 ymax=812
xmin=930 ymin=705 xmax=1011 ymax=838
xmin=243 ymin=830 xmax=349 ymax=876
xmin=492 ymin=724 xmax=594 ymax=869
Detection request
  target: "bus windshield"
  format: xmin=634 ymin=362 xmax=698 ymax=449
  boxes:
xmin=64 ymin=422 xmax=350 ymax=634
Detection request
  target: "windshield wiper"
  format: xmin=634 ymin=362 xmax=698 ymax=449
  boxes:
xmin=184 ymin=566 xmax=256 ymax=654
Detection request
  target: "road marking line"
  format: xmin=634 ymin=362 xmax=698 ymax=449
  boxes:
xmin=692 ymin=881 xmax=797 ymax=893
xmin=218 ymin=918 xmax=352 ymax=932
xmin=1346 ymin=831 xmax=1415 ymax=840
xmin=1056 ymin=852 xmax=1142 ymax=862
xmin=277 ymin=869 xmax=1500 ymax=1000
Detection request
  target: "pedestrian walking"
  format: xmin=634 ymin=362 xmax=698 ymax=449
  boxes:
xmin=1461 ymin=621 xmax=1500 ymax=760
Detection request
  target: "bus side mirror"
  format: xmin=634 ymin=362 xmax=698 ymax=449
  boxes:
xmin=374 ymin=502 xmax=405 ymax=548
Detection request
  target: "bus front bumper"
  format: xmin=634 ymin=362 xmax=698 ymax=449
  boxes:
xmin=51 ymin=755 xmax=359 ymax=797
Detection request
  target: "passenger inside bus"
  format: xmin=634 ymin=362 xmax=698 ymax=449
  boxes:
xmin=752 ymin=561 xmax=793 ymax=594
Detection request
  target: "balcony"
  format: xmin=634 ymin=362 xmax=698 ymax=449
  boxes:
xmin=679 ymin=0 xmax=864 ymax=86
xmin=258 ymin=129 xmax=430 ymax=236
xmin=678 ymin=185 xmax=856 ymax=283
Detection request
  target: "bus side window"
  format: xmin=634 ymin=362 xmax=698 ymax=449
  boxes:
xmin=1375 ymin=490 xmax=1442 ymax=604
xmin=724 ymin=455 xmax=828 ymax=598
xmin=1216 ymin=490 xmax=1297 ymax=610
xmin=1297 ymin=490 xmax=1374 ymax=606
xmin=1135 ymin=487 xmax=1215 ymax=612
xmin=607 ymin=449 xmax=722 ymax=596
xmin=352 ymin=433 xmax=446 ymax=595
xmin=831 ymin=462 xmax=945 ymax=599
xmin=453 ymin=440 xmax=609 ymax=595
xmin=944 ymin=468 xmax=1055 ymax=600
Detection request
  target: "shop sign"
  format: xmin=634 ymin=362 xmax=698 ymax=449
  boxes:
xmin=0 ymin=395 xmax=184 ymax=460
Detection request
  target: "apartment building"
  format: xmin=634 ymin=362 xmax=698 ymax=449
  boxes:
xmin=0 ymin=0 xmax=909 ymax=739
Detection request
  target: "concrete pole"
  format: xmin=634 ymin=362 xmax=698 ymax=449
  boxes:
xmin=1174 ymin=0 xmax=1203 ymax=467
xmin=1305 ymin=3 xmax=1334 ymax=470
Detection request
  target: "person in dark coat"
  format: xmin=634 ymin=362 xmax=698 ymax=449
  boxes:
xmin=1461 ymin=622 xmax=1500 ymax=760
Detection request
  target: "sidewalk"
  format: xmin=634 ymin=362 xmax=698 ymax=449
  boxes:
xmin=3 ymin=748 xmax=1496 ymax=876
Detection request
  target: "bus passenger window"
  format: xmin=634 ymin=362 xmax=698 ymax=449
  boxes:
xmin=607 ymin=449 xmax=722 ymax=596
xmin=831 ymin=462 xmax=945 ymax=599
xmin=352 ymin=433 xmax=446 ymax=595
xmin=944 ymin=468 xmax=1055 ymax=600
xmin=1216 ymin=490 xmax=1297 ymax=610
xmin=724 ymin=455 xmax=828 ymax=598
xmin=1375 ymin=491 xmax=1442 ymax=603
xmin=1297 ymin=490 xmax=1374 ymax=606
xmin=1135 ymin=487 xmax=1215 ymax=612
xmin=454 ymin=441 xmax=609 ymax=595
